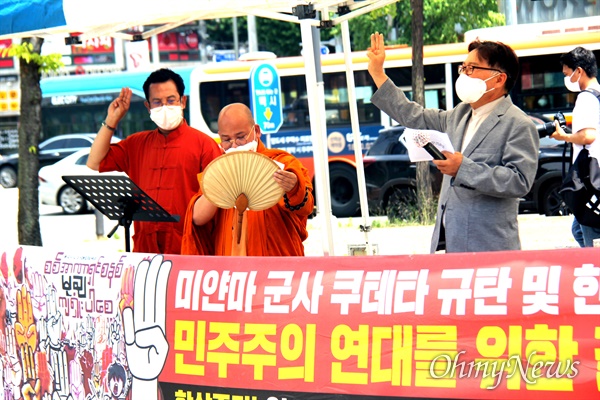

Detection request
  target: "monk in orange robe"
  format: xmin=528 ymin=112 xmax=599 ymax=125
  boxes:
xmin=181 ymin=103 xmax=314 ymax=256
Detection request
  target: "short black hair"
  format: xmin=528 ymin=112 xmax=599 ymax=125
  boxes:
xmin=560 ymin=47 xmax=598 ymax=78
xmin=142 ymin=68 xmax=185 ymax=101
xmin=468 ymin=40 xmax=519 ymax=93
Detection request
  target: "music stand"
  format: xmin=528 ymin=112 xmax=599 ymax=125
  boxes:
xmin=62 ymin=175 xmax=180 ymax=252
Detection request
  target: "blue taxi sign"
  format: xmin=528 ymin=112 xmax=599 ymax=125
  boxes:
xmin=249 ymin=63 xmax=283 ymax=134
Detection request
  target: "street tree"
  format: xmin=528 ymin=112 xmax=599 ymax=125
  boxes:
xmin=345 ymin=0 xmax=505 ymax=49
xmin=205 ymin=17 xmax=303 ymax=57
xmin=409 ymin=0 xmax=438 ymax=224
xmin=339 ymin=0 xmax=503 ymax=223
xmin=394 ymin=0 xmax=505 ymax=45
xmin=2 ymin=38 xmax=63 ymax=246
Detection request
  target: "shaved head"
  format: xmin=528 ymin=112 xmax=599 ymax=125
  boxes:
xmin=217 ymin=103 xmax=261 ymax=145
xmin=218 ymin=103 xmax=254 ymax=130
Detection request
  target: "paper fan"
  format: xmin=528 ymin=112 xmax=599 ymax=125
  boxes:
xmin=201 ymin=151 xmax=284 ymax=211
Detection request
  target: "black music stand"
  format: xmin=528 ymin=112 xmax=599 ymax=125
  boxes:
xmin=62 ymin=175 xmax=179 ymax=252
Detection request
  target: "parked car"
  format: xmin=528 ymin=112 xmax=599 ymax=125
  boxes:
xmin=0 ymin=133 xmax=114 ymax=188
xmin=363 ymin=116 xmax=571 ymax=218
xmin=363 ymin=126 xmax=442 ymax=217
xmin=38 ymin=148 xmax=126 ymax=214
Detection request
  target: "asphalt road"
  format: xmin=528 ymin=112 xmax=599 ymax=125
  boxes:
xmin=1 ymin=187 xmax=581 ymax=256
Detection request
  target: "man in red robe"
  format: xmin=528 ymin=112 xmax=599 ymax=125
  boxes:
xmin=87 ymin=68 xmax=222 ymax=254
xmin=181 ymin=103 xmax=314 ymax=256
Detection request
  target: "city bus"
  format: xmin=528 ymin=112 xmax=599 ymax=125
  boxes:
xmin=36 ymin=22 xmax=600 ymax=217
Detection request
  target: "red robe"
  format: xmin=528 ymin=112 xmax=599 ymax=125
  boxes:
xmin=181 ymin=141 xmax=314 ymax=256
xmin=99 ymin=120 xmax=222 ymax=254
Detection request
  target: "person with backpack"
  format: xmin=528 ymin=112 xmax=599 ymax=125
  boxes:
xmin=550 ymin=47 xmax=600 ymax=247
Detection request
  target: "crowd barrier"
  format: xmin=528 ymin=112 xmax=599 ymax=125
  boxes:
xmin=0 ymin=245 xmax=599 ymax=400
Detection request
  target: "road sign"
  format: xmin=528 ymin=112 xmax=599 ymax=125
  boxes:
xmin=249 ymin=63 xmax=282 ymax=134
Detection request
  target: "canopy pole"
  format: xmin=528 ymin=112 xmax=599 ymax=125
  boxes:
xmin=300 ymin=20 xmax=335 ymax=256
xmin=341 ymin=20 xmax=372 ymax=255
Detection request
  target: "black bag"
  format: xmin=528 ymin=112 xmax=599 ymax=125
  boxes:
xmin=559 ymin=146 xmax=600 ymax=227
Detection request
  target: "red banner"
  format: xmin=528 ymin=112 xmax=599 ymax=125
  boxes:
xmin=1 ymin=246 xmax=598 ymax=400
xmin=161 ymin=249 xmax=600 ymax=399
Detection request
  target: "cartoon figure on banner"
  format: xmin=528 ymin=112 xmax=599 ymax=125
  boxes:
xmin=122 ymin=255 xmax=171 ymax=400
xmin=106 ymin=362 xmax=130 ymax=400
xmin=1 ymin=249 xmax=22 ymax=318
xmin=26 ymin=268 xmax=47 ymax=320
xmin=73 ymin=316 xmax=101 ymax=400
xmin=77 ymin=315 xmax=96 ymax=355
xmin=4 ymin=323 xmax=22 ymax=400
xmin=87 ymin=360 xmax=104 ymax=400
xmin=1 ymin=250 xmax=22 ymax=400
xmin=70 ymin=359 xmax=85 ymax=400
xmin=45 ymin=285 xmax=70 ymax=399
xmin=15 ymin=285 xmax=53 ymax=399
xmin=0 ymin=248 xmax=140 ymax=400
xmin=108 ymin=317 xmax=125 ymax=366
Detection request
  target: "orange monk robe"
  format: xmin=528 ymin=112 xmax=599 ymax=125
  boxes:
xmin=181 ymin=141 xmax=314 ymax=256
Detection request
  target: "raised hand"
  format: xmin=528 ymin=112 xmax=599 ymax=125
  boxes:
xmin=119 ymin=265 xmax=135 ymax=312
xmin=5 ymin=325 xmax=22 ymax=399
xmin=45 ymin=286 xmax=63 ymax=349
xmin=366 ymin=32 xmax=388 ymax=88
xmin=26 ymin=269 xmax=47 ymax=319
xmin=15 ymin=286 xmax=38 ymax=381
xmin=23 ymin=353 xmax=53 ymax=400
xmin=69 ymin=359 xmax=85 ymax=400
xmin=108 ymin=317 xmax=126 ymax=363
xmin=106 ymin=87 xmax=132 ymax=126
xmin=122 ymin=255 xmax=171 ymax=400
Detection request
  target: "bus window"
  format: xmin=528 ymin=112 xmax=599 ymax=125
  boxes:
xmin=199 ymin=80 xmax=250 ymax=132
xmin=282 ymin=76 xmax=308 ymax=128
xmin=323 ymin=71 xmax=379 ymax=126
xmin=512 ymin=50 xmax=600 ymax=118
xmin=41 ymin=93 xmax=154 ymax=138
xmin=200 ymin=71 xmax=380 ymax=132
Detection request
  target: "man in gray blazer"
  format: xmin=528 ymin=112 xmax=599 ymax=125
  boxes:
xmin=367 ymin=33 xmax=539 ymax=253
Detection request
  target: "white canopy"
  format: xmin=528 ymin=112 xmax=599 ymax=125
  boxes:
xmin=0 ymin=0 xmax=396 ymax=42
xmin=0 ymin=0 xmax=399 ymax=255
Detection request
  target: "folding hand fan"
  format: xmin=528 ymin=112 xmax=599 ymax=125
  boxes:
xmin=201 ymin=152 xmax=284 ymax=245
xmin=201 ymin=151 xmax=284 ymax=210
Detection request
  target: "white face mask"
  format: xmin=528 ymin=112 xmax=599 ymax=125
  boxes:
xmin=150 ymin=105 xmax=183 ymax=131
xmin=564 ymin=69 xmax=581 ymax=92
xmin=224 ymin=139 xmax=258 ymax=153
xmin=455 ymin=73 xmax=497 ymax=104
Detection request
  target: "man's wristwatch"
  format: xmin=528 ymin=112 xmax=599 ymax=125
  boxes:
xmin=101 ymin=121 xmax=116 ymax=131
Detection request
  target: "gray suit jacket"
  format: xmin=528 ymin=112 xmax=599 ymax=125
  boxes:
xmin=372 ymin=79 xmax=539 ymax=253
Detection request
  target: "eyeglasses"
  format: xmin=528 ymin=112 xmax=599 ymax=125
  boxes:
xmin=458 ymin=64 xmax=503 ymax=76
xmin=220 ymin=126 xmax=255 ymax=149
xmin=150 ymin=96 xmax=181 ymax=108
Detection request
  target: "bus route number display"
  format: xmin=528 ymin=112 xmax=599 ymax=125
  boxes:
xmin=249 ymin=63 xmax=283 ymax=135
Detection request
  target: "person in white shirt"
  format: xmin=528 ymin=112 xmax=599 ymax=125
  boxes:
xmin=550 ymin=46 xmax=600 ymax=247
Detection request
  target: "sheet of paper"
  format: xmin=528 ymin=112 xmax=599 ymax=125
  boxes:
xmin=399 ymin=128 xmax=455 ymax=162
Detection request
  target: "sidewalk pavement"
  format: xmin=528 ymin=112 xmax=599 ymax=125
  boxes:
xmin=1 ymin=187 xmax=580 ymax=255
xmin=304 ymin=214 xmax=580 ymax=256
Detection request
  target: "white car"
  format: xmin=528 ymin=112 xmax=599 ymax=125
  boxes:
xmin=39 ymin=148 xmax=127 ymax=214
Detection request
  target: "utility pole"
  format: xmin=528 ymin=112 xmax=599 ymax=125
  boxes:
xmin=233 ymin=17 xmax=239 ymax=59
xmin=248 ymin=15 xmax=258 ymax=52
xmin=199 ymin=20 xmax=208 ymax=63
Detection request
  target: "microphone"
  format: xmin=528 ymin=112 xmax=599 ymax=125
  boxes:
xmin=413 ymin=130 xmax=447 ymax=160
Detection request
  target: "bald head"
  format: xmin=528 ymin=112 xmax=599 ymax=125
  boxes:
xmin=218 ymin=103 xmax=254 ymax=130
xmin=217 ymin=103 xmax=261 ymax=149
